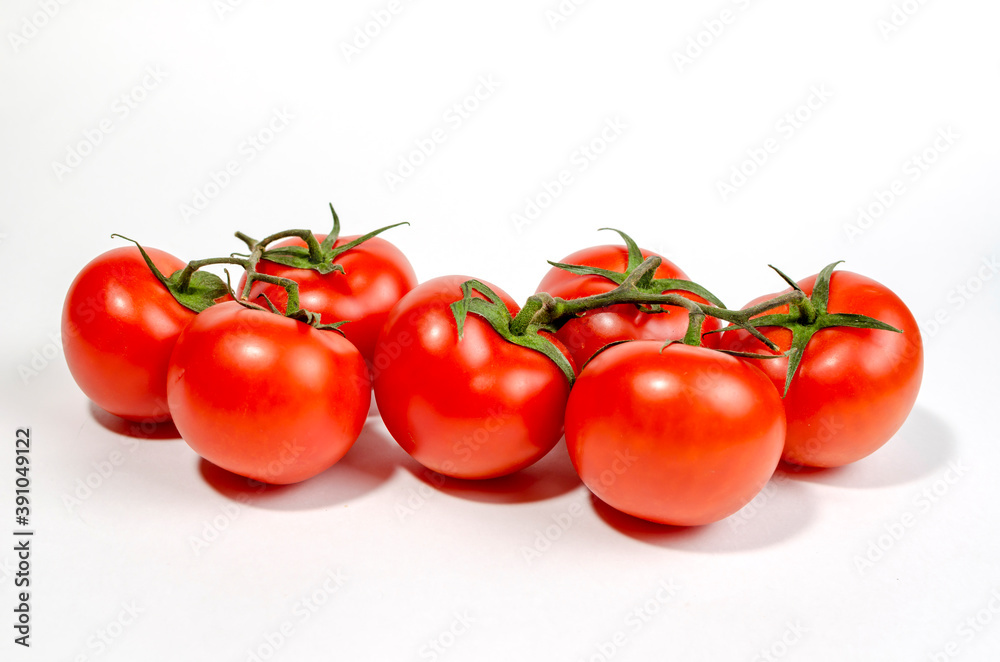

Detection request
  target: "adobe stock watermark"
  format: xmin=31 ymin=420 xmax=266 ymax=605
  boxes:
xmin=918 ymin=254 xmax=999 ymax=341
xmin=394 ymin=467 xmax=448 ymax=522
xmin=511 ymin=116 xmax=627 ymax=234
xmin=544 ymin=0 xmax=593 ymax=31
xmin=17 ymin=329 xmax=63 ymax=384
xmin=188 ymin=446 xmax=304 ymax=556
xmin=384 ymin=75 xmax=500 ymax=192
xmin=716 ymin=84 xmax=833 ymax=202
xmin=672 ymin=0 xmax=757 ymax=73
xmin=418 ymin=611 xmax=475 ymax=661
xmin=51 ymin=65 xmax=167 ymax=182
xmin=521 ymin=447 xmax=637 ymax=564
xmin=842 ymin=126 xmax=958 ymax=242
xmin=213 ymin=0 xmax=249 ymax=20
xmin=728 ymin=472 xmax=788 ymax=532
xmin=877 ymin=0 xmax=932 ymax=41
xmin=395 ymin=406 xmax=512 ymax=522
xmin=243 ymin=569 xmax=348 ymax=662
xmin=929 ymin=588 xmax=1000 ymax=662
xmin=340 ymin=0 xmax=417 ymax=63
xmin=0 ymin=554 xmax=15 ymax=587
xmin=853 ymin=459 xmax=969 ymax=575
xmin=8 ymin=0 xmax=75 ymax=53
xmin=71 ymin=600 xmax=145 ymax=661
xmin=179 ymin=107 xmax=293 ymax=223
xmin=752 ymin=621 xmax=809 ymax=662
xmin=61 ymin=437 xmax=141 ymax=515
xmin=727 ymin=418 xmax=846 ymax=532
xmin=577 ymin=580 xmax=680 ymax=662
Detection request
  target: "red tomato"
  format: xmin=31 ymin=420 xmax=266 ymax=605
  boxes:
xmin=238 ymin=235 xmax=417 ymax=365
xmin=565 ymin=341 xmax=786 ymax=526
xmin=62 ymin=246 xmax=194 ymax=422
xmin=167 ymin=301 xmax=370 ymax=485
xmin=372 ymin=276 xmax=573 ymax=480
xmin=536 ymin=245 xmax=721 ymax=368
xmin=719 ymin=271 xmax=923 ymax=468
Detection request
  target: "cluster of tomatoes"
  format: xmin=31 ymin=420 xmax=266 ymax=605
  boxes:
xmin=62 ymin=212 xmax=923 ymax=527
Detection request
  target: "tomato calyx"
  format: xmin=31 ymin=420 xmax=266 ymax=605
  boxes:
xmin=450 ymin=279 xmax=577 ymax=385
xmin=235 ymin=203 xmax=408 ymax=275
xmin=111 ymin=234 xmax=231 ymax=313
xmin=545 ymin=228 xmax=726 ymax=310
xmin=710 ymin=261 xmax=904 ymax=396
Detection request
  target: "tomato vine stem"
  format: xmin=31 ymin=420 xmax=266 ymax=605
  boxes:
xmin=114 ymin=205 xmax=408 ymax=331
xmin=506 ymin=255 xmax=796 ymax=352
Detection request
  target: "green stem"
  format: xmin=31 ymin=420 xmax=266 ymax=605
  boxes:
xmin=258 ymin=229 xmax=324 ymax=262
xmin=246 ymin=272 xmax=302 ymax=314
xmin=176 ymin=256 xmax=248 ymax=292
xmin=235 ymin=229 xmax=325 ymax=263
xmin=235 ymin=231 xmax=257 ymax=250
xmin=509 ymin=297 xmax=545 ymax=336
xmin=739 ymin=289 xmax=808 ymax=318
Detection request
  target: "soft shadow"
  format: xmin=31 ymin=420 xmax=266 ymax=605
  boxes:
xmin=776 ymin=405 xmax=955 ymax=489
xmin=403 ymin=438 xmax=583 ymax=505
xmin=88 ymin=401 xmax=181 ymax=440
xmin=591 ymin=472 xmax=816 ymax=553
xmin=199 ymin=425 xmax=398 ymax=511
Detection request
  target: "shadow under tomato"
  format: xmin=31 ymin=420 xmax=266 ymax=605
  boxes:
xmin=774 ymin=405 xmax=955 ymax=489
xmin=88 ymin=401 xmax=181 ymax=441
xmin=402 ymin=438 xmax=583 ymax=505
xmin=590 ymin=474 xmax=817 ymax=553
xmin=198 ymin=424 xmax=398 ymax=511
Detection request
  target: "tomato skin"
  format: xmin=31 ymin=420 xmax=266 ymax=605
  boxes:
xmin=719 ymin=271 xmax=924 ymax=468
xmin=372 ymin=276 xmax=573 ymax=480
xmin=166 ymin=301 xmax=370 ymax=485
xmin=239 ymin=234 xmax=417 ymax=365
xmin=565 ymin=341 xmax=785 ymax=526
xmin=535 ymin=244 xmax=721 ymax=368
xmin=62 ymin=246 xmax=194 ymax=422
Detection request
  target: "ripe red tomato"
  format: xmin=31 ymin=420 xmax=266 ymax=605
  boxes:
xmin=166 ymin=301 xmax=370 ymax=485
xmin=239 ymin=234 xmax=417 ymax=365
xmin=536 ymin=244 xmax=722 ymax=368
xmin=565 ymin=341 xmax=786 ymax=526
xmin=62 ymin=246 xmax=194 ymax=422
xmin=372 ymin=276 xmax=573 ymax=480
xmin=719 ymin=270 xmax=923 ymax=468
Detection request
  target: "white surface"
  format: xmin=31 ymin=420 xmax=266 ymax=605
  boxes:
xmin=2 ymin=1 xmax=999 ymax=660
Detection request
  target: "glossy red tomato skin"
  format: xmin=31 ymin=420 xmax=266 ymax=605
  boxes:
xmin=238 ymin=234 xmax=417 ymax=365
xmin=565 ymin=341 xmax=786 ymax=526
xmin=535 ymin=244 xmax=721 ymax=368
xmin=372 ymin=276 xmax=573 ymax=480
xmin=719 ymin=271 xmax=923 ymax=468
xmin=62 ymin=246 xmax=195 ymax=422
xmin=166 ymin=301 xmax=370 ymax=485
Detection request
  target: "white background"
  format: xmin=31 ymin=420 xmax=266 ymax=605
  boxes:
xmin=2 ymin=1 xmax=999 ymax=660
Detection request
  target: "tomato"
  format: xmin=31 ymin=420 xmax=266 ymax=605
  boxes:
xmin=166 ymin=301 xmax=370 ymax=484
xmin=239 ymin=234 xmax=417 ymax=365
xmin=565 ymin=340 xmax=786 ymax=526
xmin=372 ymin=276 xmax=573 ymax=480
xmin=62 ymin=246 xmax=195 ymax=422
xmin=719 ymin=270 xmax=923 ymax=468
xmin=536 ymin=244 xmax=722 ymax=368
